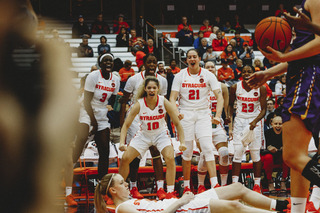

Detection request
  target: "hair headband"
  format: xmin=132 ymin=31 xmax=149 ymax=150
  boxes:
xmin=100 ymin=53 xmax=114 ymax=62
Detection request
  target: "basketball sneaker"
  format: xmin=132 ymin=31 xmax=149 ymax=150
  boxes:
xmin=166 ymin=191 xmax=178 ymax=199
xmin=306 ymin=201 xmax=319 ymax=213
xmin=253 ymin=184 xmax=262 ymax=194
xmin=214 ymin=183 xmax=221 ymax=188
xmin=65 ymin=194 xmax=78 ymax=206
xmin=157 ymin=188 xmax=167 ymax=200
xmin=197 ymin=185 xmax=206 ymax=194
xmin=183 ymin=186 xmax=192 ymax=194
xmin=130 ymin=187 xmax=144 ymax=199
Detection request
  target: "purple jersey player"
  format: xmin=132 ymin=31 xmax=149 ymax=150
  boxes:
xmin=247 ymin=0 xmax=320 ymax=212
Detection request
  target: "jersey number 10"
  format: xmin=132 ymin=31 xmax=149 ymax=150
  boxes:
xmin=147 ymin=122 xmax=159 ymax=130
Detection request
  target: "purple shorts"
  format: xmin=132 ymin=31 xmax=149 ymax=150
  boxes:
xmin=282 ymin=62 xmax=320 ymax=134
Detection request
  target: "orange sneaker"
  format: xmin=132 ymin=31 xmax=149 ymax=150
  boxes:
xmin=65 ymin=194 xmax=78 ymax=207
xmin=166 ymin=191 xmax=178 ymax=199
xmin=306 ymin=201 xmax=319 ymax=213
xmin=197 ymin=185 xmax=206 ymax=194
xmin=183 ymin=186 xmax=192 ymax=194
xmin=253 ymin=184 xmax=261 ymax=194
xmin=213 ymin=183 xmax=221 ymax=188
xmin=130 ymin=187 xmax=144 ymax=199
xmin=157 ymin=188 xmax=167 ymax=200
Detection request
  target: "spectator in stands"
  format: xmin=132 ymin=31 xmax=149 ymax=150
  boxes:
xmin=220 ymin=44 xmax=238 ymax=70
xmin=253 ymin=59 xmax=265 ymax=71
xmin=139 ymin=64 xmax=146 ymax=72
xmin=275 ymin=3 xmax=287 ymax=18
xmin=91 ymin=13 xmax=110 ymax=34
xmin=261 ymin=116 xmax=289 ymax=194
xmin=72 ymin=15 xmax=91 ymax=38
xmin=263 ymin=57 xmax=278 ymax=69
xmin=116 ymin=27 xmax=129 ymax=47
xmin=265 ymin=98 xmax=275 ymax=119
xmin=177 ymin=16 xmax=193 ymax=32
xmin=157 ymin=62 xmax=166 ymax=77
xmin=119 ymin=60 xmax=135 ymax=89
xmin=129 ymin=29 xmax=145 ymax=49
xmin=143 ymin=38 xmax=159 ymax=59
xmin=51 ymin=29 xmax=64 ymax=43
xmin=223 ymin=21 xmax=235 ymax=33
xmin=212 ymin=16 xmax=223 ymax=30
xmin=217 ymin=60 xmax=234 ymax=82
xmin=78 ymin=36 xmax=93 ymax=57
xmin=233 ymin=59 xmax=243 ymax=81
xmin=197 ymin=38 xmax=208 ymax=59
xmin=169 ymin=59 xmax=181 ymax=74
xmin=113 ymin=58 xmax=124 ymax=72
xmin=176 ymin=25 xmax=194 ymax=46
xmin=212 ymin=30 xmax=228 ymax=51
xmin=200 ymin=19 xmax=213 ymax=37
xmin=131 ymin=47 xmax=146 ymax=69
xmin=193 ymin=31 xmax=204 ymax=49
xmin=240 ymin=42 xmax=254 ymax=66
xmin=274 ymin=96 xmax=284 ymax=116
xmin=231 ymin=14 xmax=249 ymax=33
xmin=113 ymin=14 xmax=130 ymax=34
xmin=97 ymin=36 xmax=111 ymax=56
xmin=275 ymin=74 xmax=286 ymax=97
xmin=232 ymin=31 xmax=244 ymax=56
xmin=203 ymin=45 xmax=218 ymax=63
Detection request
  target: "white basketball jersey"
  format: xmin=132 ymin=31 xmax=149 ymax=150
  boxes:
xmin=171 ymin=68 xmax=220 ymax=110
xmin=209 ymin=82 xmax=221 ymax=111
xmin=137 ymin=96 xmax=167 ymax=135
xmin=124 ymin=71 xmax=168 ymax=105
xmin=84 ymin=70 xmax=120 ymax=110
xmin=235 ymin=81 xmax=261 ymax=119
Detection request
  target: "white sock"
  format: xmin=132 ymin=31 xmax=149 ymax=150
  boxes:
xmin=220 ymin=174 xmax=228 ymax=186
xmin=291 ymin=197 xmax=307 ymax=213
xmin=232 ymin=176 xmax=239 ymax=183
xmin=254 ymin=177 xmax=261 ymax=186
xmin=66 ymin=186 xmax=72 ymax=196
xmin=130 ymin=181 xmax=137 ymax=189
xmin=310 ymin=185 xmax=320 ymax=209
xmin=157 ymin=180 xmax=164 ymax=190
xmin=184 ymin=180 xmax=190 ymax=188
xmin=167 ymin=185 xmax=174 ymax=193
xmin=269 ymin=200 xmax=277 ymax=211
xmin=210 ymin=177 xmax=218 ymax=188
xmin=198 ymin=173 xmax=206 ymax=186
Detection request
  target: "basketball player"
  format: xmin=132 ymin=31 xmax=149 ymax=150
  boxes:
xmin=119 ymin=76 xmax=186 ymax=199
xmin=119 ymin=53 xmax=168 ymax=199
xmin=247 ymin=1 xmax=320 ymax=211
xmin=170 ymin=49 xmax=224 ymax=193
xmin=229 ymin=65 xmax=267 ymax=193
xmin=197 ymin=61 xmax=230 ymax=192
xmin=95 ymin=173 xmax=290 ymax=213
xmin=83 ymin=53 xmax=120 ymax=180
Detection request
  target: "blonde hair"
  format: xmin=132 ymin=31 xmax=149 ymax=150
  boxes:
xmin=135 ymin=76 xmax=160 ymax=101
xmin=94 ymin=173 xmax=116 ymax=213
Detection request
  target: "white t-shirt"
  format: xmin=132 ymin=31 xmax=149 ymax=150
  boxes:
xmin=84 ymin=70 xmax=120 ymax=110
xmin=235 ymin=81 xmax=261 ymax=119
xmin=171 ymin=67 xmax=220 ymax=110
xmin=137 ymin=95 xmax=167 ymax=135
xmin=124 ymin=71 xmax=168 ymax=105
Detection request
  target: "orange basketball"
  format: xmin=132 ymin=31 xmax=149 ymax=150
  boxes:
xmin=255 ymin=16 xmax=292 ymax=52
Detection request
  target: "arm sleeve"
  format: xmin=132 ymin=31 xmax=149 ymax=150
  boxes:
xmin=84 ymin=73 xmax=96 ymax=92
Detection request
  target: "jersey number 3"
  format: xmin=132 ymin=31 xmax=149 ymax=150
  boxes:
xmin=100 ymin=93 xmax=107 ymax=102
xmin=242 ymin=103 xmax=254 ymax=113
xmin=189 ymin=89 xmax=200 ymax=100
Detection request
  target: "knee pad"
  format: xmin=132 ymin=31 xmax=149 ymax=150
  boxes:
xmin=199 ymin=137 xmax=215 ymax=162
xmin=197 ymin=153 xmax=208 ymax=173
xmin=250 ymin=149 xmax=261 ymax=162
xmin=233 ymin=144 xmax=245 ymax=163
xmin=181 ymin=141 xmax=193 ymax=161
xmin=218 ymin=146 xmax=229 ymax=166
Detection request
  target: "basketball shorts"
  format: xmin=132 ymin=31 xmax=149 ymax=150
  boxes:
xmin=233 ymin=117 xmax=265 ymax=150
xmin=283 ymin=63 xmax=320 ymax=135
xmin=129 ymin=129 xmax=172 ymax=157
xmin=179 ymin=108 xmax=212 ymax=141
xmin=79 ymin=107 xmax=110 ymax=131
